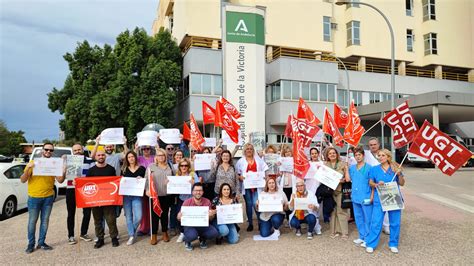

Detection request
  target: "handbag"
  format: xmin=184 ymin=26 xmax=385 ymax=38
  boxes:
xmin=341 ymin=181 xmax=352 ymax=209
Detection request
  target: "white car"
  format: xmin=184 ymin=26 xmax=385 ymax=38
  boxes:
xmin=31 ymin=146 xmax=72 ymax=194
xmin=0 ymin=162 xmax=58 ymax=219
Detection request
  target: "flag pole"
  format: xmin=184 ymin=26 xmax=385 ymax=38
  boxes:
xmin=363 ymin=120 xmax=382 ymax=136
xmin=202 ymin=123 xmax=206 ymax=138
xmin=148 ymin=170 xmax=153 ymax=241
xmin=391 ymin=152 xmax=409 ymax=182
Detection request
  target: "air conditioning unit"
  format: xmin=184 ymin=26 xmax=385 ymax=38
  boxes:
xmin=331 ymin=23 xmax=338 ymax=30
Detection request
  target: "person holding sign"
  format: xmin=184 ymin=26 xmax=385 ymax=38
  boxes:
xmin=196 ymin=148 xmax=217 ymax=201
xmin=288 ymin=179 xmax=319 ymax=240
xmin=257 ymin=177 xmax=288 ymax=238
xmin=175 ymin=158 xmax=199 ymax=243
xmin=91 ymin=134 xmax=128 ymax=176
xmin=365 ymin=149 xmax=405 ymax=254
xmin=146 ymin=148 xmax=175 ymax=244
xmin=236 ymin=143 xmax=269 ymax=232
xmin=348 ymin=146 xmax=373 ymax=247
xmin=324 ymin=147 xmax=351 ymax=240
xmin=20 ymin=143 xmax=65 ymax=254
xmin=135 ymin=145 xmax=157 ymax=238
xmin=211 ymin=183 xmax=240 ymax=245
xmin=121 ymin=151 xmax=146 ymax=245
xmin=178 ymin=183 xmax=219 ymax=251
xmin=211 ymin=150 xmax=240 ymax=198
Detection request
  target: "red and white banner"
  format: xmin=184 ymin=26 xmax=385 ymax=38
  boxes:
xmin=409 ymin=120 xmax=472 ymax=176
xmin=75 ymin=176 xmax=122 ymax=208
xmin=220 ymin=97 xmax=241 ymax=119
xmin=290 ymin=115 xmax=320 ymax=178
xmin=382 ymin=101 xmax=418 ymax=149
xmin=297 ymin=98 xmax=321 ymax=127
xmin=202 ymin=101 xmax=216 ymax=125
xmin=148 ymin=169 xmax=162 ymax=216
xmin=284 ymin=115 xmax=292 ymax=138
xmin=343 ymin=100 xmax=365 ymax=147
xmin=333 ymin=103 xmax=348 ymax=128
xmin=189 ymin=113 xmax=205 ymax=150
xmin=322 ymin=108 xmax=344 ymax=147
xmin=182 ymin=122 xmax=191 ymax=141
xmin=216 ymin=101 xmax=240 ymax=144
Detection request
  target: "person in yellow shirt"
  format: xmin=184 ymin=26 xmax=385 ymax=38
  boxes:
xmin=20 ymin=143 xmax=65 ymax=254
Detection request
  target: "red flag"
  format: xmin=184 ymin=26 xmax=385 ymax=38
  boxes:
xmin=297 ymin=98 xmax=321 ymax=126
xmin=343 ymin=100 xmax=365 ymax=146
xmin=334 ymin=103 xmax=348 ymax=128
xmin=202 ymin=101 xmax=216 ymax=125
xmin=323 ymin=108 xmax=344 ymax=147
xmin=290 ymin=115 xmax=320 ymax=178
xmin=284 ymin=115 xmax=292 ymax=138
xmin=220 ymin=97 xmax=241 ymax=119
xmin=189 ymin=113 xmax=205 ymax=150
xmin=382 ymin=101 xmax=419 ymax=149
xmin=182 ymin=123 xmax=190 ymax=141
xmin=75 ymin=176 xmax=122 ymax=208
xmin=216 ymin=101 xmax=240 ymax=143
xmin=408 ymin=120 xmax=472 ymax=176
xmin=148 ymin=170 xmax=162 ymax=216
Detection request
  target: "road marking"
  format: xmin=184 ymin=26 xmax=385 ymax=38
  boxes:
xmin=419 ymin=193 xmax=474 ymax=214
xmin=436 ymin=183 xmax=457 ymax=190
xmin=458 ymin=194 xmax=474 ymax=202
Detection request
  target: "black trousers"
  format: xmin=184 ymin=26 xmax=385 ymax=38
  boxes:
xmin=66 ymin=188 xmax=91 ymax=237
xmin=92 ymin=206 xmax=118 ymax=240
xmin=283 ymin=187 xmax=292 ymax=220
xmin=151 ymin=195 xmax=174 ymax=234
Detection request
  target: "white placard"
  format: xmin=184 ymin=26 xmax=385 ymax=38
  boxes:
xmin=66 ymin=155 xmax=84 ymax=179
xmin=279 ymin=157 xmax=294 ymax=172
xmin=264 ymin=154 xmax=281 ymax=175
xmin=167 ymin=176 xmax=192 ymax=194
xmin=250 ymin=131 xmax=266 ymax=151
xmin=194 ymin=154 xmax=216 ymax=171
xmin=216 ymin=204 xmax=244 ymax=224
xmin=137 ymin=131 xmax=158 ymax=147
xmin=204 ymin=137 xmax=217 ymax=147
xmin=377 ymin=182 xmax=404 ymax=212
xmin=294 ymin=197 xmax=310 ymax=210
xmin=258 ymin=194 xmax=283 ymax=212
xmin=222 ymin=130 xmax=243 ymax=146
xmin=33 ymin=158 xmax=64 ymax=176
xmin=99 ymin=128 xmax=124 ymax=145
xmin=181 ymin=206 xmax=209 ymax=227
xmin=243 ymin=171 xmax=266 ymax=189
xmin=119 ymin=177 xmax=146 ymax=196
xmin=304 ymin=161 xmax=323 ymax=180
xmin=315 ymin=164 xmax=343 ymax=190
xmin=159 ymin=129 xmax=181 ymax=144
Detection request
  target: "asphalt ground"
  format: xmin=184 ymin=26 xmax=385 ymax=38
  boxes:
xmin=1 ymin=167 xmax=473 ymax=265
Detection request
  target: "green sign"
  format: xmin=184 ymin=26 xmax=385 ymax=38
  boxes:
xmin=226 ymin=11 xmax=264 ymax=45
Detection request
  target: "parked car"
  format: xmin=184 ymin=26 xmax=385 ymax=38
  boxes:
xmin=30 ymin=146 xmax=72 ymax=195
xmin=0 ymin=162 xmax=59 ymax=219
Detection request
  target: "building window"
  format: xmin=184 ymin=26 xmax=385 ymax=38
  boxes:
xmin=424 ymin=33 xmax=437 ymax=55
xmin=337 ymin=89 xmax=349 ymax=107
xmin=406 ymin=0 xmax=413 ymax=16
xmin=406 ymin=29 xmax=414 ymax=52
xmin=282 ymin=80 xmax=291 ymax=99
xmin=272 ymin=81 xmax=281 ymax=102
xmin=323 ymin=16 xmax=332 ymax=42
xmin=347 ymin=0 xmax=360 ymax=8
xmin=266 ymin=85 xmax=271 ymax=103
xmin=422 ymin=0 xmax=436 ymax=21
xmin=189 ymin=73 xmax=223 ymax=96
xmin=310 ymin=83 xmax=318 ymax=101
xmin=168 ymin=15 xmax=174 ymax=33
xmin=301 ymin=82 xmax=310 ymax=100
xmin=352 ymin=91 xmax=363 ymax=106
xmin=347 ymin=21 xmax=360 ymax=46
xmin=291 ymin=81 xmax=300 ymax=100
xmin=369 ymin=92 xmax=380 ymax=104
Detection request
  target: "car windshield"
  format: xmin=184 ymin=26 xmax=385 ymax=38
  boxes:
xmin=32 ymin=149 xmax=71 ymax=159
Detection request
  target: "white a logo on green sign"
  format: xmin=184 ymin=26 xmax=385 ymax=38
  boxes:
xmin=234 ymin=19 xmax=248 ymax=32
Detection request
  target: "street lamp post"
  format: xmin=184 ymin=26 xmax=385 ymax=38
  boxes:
xmin=336 ymin=0 xmax=395 ymax=157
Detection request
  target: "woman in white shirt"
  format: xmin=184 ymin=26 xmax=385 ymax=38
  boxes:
xmin=257 ymin=177 xmax=288 ymax=237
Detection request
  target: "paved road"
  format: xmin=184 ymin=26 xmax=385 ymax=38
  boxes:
xmin=0 ymin=167 xmax=473 ymax=264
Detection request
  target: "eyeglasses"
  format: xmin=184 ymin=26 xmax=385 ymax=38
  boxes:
xmin=143 ymin=148 xmax=151 ymax=150
xmin=166 ymin=147 xmax=175 ymax=151
xmin=191 ymin=150 xmax=197 ymax=153
xmin=44 ymin=149 xmax=54 ymax=152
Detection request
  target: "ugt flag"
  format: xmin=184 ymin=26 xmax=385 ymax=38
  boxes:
xmin=382 ymin=101 xmax=418 ymax=149
xmin=75 ymin=176 xmax=122 ymax=208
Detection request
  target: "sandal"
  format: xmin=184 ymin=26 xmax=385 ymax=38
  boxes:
xmin=330 ymin=233 xmax=340 ymax=239
xmin=341 ymin=234 xmax=349 ymax=240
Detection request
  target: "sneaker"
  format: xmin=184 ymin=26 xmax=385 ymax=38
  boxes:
xmin=307 ymin=232 xmax=313 ymax=240
xmin=353 ymin=238 xmax=364 ymax=245
xmin=366 ymin=247 xmax=374 ymax=253
xmin=361 ymin=242 xmax=367 ymax=248
xmin=68 ymin=237 xmax=77 ymax=245
xmin=112 ymin=237 xmax=119 ymax=247
xmin=315 ymin=228 xmax=322 ymax=235
xmin=127 ymin=237 xmax=135 ymax=246
xmin=176 ymin=232 xmax=185 ymax=243
xmin=295 ymin=229 xmax=302 ymax=237
xmin=36 ymin=243 xmax=53 ymax=250
xmin=199 ymin=240 xmax=208 ymax=249
xmin=274 ymin=229 xmax=281 ymax=237
xmin=185 ymin=242 xmax=193 ymax=251
xmin=25 ymin=245 xmax=35 ymax=254
xmin=94 ymin=239 xmax=104 ymax=249
xmin=80 ymin=234 xmax=92 ymax=242
xmin=390 ymin=247 xmax=399 ymax=254
xmin=383 ymin=227 xmax=390 ymax=235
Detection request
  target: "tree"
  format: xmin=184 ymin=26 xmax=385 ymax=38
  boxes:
xmin=0 ymin=120 xmax=27 ymax=156
xmin=48 ymin=28 xmax=182 ymax=143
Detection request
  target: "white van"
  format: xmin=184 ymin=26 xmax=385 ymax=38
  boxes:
xmin=31 ymin=146 xmax=72 ymax=194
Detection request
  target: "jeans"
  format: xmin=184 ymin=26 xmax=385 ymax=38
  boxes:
xmin=66 ymin=188 xmax=91 ymax=237
xmin=123 ymin=196 xmax=143 ymax=237
xmin=213 ymin=220 xmax=239 ymax=244
xmin=259 ymin=213 xmax=284 ymax=237
xmin=290 ymin=214 xmax=317 ymax=232
xmin=27 ymin=196 xmax=54 ymax=247
xmin=169 ymin=196 xmax=179 ymax=230
xmin=183 ymin=225 xmax=219 ymax=243
xmin=244 ymin=189 xmax=259 ymax=225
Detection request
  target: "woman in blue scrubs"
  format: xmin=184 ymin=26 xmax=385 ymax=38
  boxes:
xmin=365 ymin=149 xmax=405 ymax=254
xmin=349 ymin=146 xmax=373 ymax=247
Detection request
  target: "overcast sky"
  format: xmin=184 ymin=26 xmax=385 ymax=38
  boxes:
xmin=0 ymin=0 xmax=158 ymax=142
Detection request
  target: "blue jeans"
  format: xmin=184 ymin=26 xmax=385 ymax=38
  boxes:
xmin=169 ymin=197 xmax=178 ymax=230
xmin=27 ymin=196 xmax=54 ymax=247
xmin=123 ymin=196 xmax=143 ymax=237
xmin=183 ymin=225 xmax=219 ymax=242
xmin=244 ymin=189 xmax=259 ymax=225
xmin=259 ymin=213 xmax=284 ymax=237
xmin=353 ymin=202 xmax=373 ymax=241
xmin=213 ymin=221 xmax=239 ymax=244
xmin=290 ymin=214 xmax=316 ymax=232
